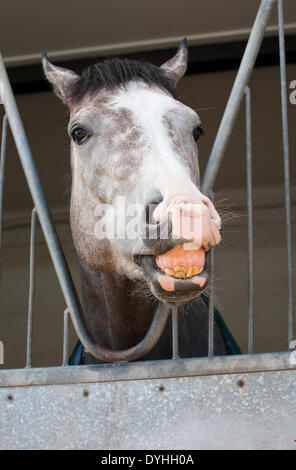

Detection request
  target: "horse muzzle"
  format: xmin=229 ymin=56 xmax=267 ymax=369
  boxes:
xmin=133 ymin=198 xmax=220 ymax=304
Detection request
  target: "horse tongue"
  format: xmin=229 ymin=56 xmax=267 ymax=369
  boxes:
xmin=156 ymin=246 xmax=205 ymax=278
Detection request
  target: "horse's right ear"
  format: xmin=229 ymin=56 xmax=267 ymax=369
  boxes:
xmin=42 ymin=52 xmax=79 ymax=104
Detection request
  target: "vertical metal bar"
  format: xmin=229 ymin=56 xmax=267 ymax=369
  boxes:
xmin=208 ymin=192 xmax=215 ymax=357
xmin=277 ymin=0 xmax=294 ymax=347
xmin=172 ymin=306 xmax=179 ymax=359
xmin=0 ymin=55 xmax=84 ymax=347
xmin=26 ymin=207 xmax=37 ymax=368
xmin=0 ymin=115 xmax=7 ymax=285
xmin=245 ymin=87 xmax=254 ymax=354
xmin=202 ymin=0 xmax=276 ymax=194
xmin=63 ymin=308 xmax=69 ymax=366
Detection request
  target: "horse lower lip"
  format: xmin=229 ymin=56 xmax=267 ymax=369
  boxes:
xmin=139 ymin=254 xmax=208 ymax=301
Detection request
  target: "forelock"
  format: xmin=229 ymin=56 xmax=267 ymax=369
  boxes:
xmin=68 ymin=57 xmax=177 ymax=104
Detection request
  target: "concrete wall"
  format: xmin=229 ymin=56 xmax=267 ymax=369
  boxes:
xmin=0 ymin=63 xmax=295 ymax=368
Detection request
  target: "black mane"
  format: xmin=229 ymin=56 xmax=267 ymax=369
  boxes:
xmin=69 ymin=57 xmax=177 ymax=103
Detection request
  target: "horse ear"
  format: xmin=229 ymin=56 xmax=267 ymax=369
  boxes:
xmin=160 ymin=38 xmax=188 ymax=86
xmin=42 ymin=52 xmax=79 ymax=104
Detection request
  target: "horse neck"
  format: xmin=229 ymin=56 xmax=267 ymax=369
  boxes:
xmin=80 ymin=265 xmax=156 ymax=351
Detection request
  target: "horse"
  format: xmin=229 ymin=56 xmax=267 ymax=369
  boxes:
xmin=42 ymin=40 xmax=237 ymax=364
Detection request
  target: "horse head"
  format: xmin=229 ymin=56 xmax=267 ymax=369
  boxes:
xmin=43 ymin=40 xmax=221 ymax=308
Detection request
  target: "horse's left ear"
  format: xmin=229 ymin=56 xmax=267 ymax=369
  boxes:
xmin=160 ymin=38 xmax=188 ymax=86
xmin=42 ymin=52 xmax=79 ymax=105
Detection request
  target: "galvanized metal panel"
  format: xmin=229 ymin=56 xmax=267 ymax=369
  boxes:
xmin=0 ymin=369 xmax=295 ymax=450
xmin=1 ymin=351 xmax=295 ymax=388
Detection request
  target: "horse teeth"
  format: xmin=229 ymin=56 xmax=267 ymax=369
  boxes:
xmin=192 ymin=266 xmax=198 ymax=275
xmin=174 ymin=265 xmax=186 ymax=274
xmin=191 ymin=266 xmax=203 ymax=275
xmin=164 ymin=268 xmax=173 ymax=276
xmin=186 ymin=266 xmax=193 ymax=278
xmin=175 ymin=271 xmax=186 ymax=279
xmin=162 ymin=263 xmax=204 ymax=279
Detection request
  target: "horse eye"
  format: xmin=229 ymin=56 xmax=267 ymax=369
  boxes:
xmin=193 ymin=125 xmax=204 ymax=142
xmin=71 ymin=127 xmax=90 ymax=145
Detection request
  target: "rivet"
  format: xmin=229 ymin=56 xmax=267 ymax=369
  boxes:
xmin=237 ymin=379 xmax=245 ymax=388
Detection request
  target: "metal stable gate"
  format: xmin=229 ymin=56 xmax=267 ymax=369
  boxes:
xmin=0 ymin=0 xmax=295 ymax=449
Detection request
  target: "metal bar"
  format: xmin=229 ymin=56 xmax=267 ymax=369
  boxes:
xmin=172 ymin=307 xmax=179 ymax=359
xmin=25 ymin=208 xmax=36 ymax=368
xmin=0 ymin=54 xmax=169 ymax=362
xmin=208 ymin=193 xmax=215 ymax=357
xmin=208 ymin=249 xmax=215 ymax=357
xmin=0 ymin=351 xmax=294 ymax=388
xmin=202 ymin=0 xmax=276 ymax=194
xmin=277 ymin=0 xmax=294 ymax=347
xmin=0 ymin=55 xmax=85 ymax=348
xmin=0 ymin=115 xmax=7 ymax=287
xmin=245 ymin=87 xmax=254 ymax=354
xmin=62 ymin=309 xmax=69 ymax=366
